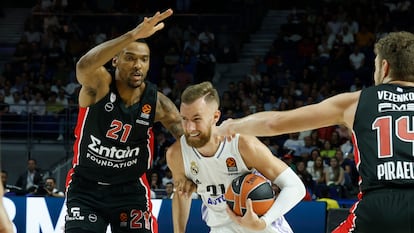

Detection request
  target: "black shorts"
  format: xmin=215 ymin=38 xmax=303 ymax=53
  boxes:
xmin=333 ymin=188 xmax=414 ymax=233
xmin=65 ymin=177 xmax=157 ymax=233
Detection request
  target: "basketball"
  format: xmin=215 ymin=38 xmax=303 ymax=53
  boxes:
xmin=224 ymin=173 xmax=275 ymax=216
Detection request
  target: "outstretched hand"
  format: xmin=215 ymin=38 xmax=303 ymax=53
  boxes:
xmin=132 ymin=9 xmax=173 ymax=39
xmin=226 ymin=198 xmax=266 ymax=231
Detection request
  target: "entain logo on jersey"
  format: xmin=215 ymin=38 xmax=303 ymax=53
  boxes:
xmin=86 ymin=135 xmax=140 ymax=168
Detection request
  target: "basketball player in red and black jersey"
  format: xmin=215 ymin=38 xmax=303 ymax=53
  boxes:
xmin=216 ymin=31 xmax=414 ymax=232
xmin=64 ymin=9 xmax=194 ymax=233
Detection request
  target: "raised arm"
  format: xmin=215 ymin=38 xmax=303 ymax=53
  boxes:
xmin=76 ymin=9 xmax=173 ymax=107
xmin=155 ymin=92 xmax=184 ymax=139
xmin=217 ymin=91 xmax=360 ymax=138
xmin=76 ymin=9 xmax=173 ymax=84
xmin=166 ymin=142 xmax=193 ymax=233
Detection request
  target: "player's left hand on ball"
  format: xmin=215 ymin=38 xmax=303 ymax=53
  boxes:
xmin=226 ymin=199 xmax=266 ymax=231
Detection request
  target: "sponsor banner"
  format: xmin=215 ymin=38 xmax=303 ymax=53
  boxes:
xmin=3 ymin=197 xmax=327 ymax=233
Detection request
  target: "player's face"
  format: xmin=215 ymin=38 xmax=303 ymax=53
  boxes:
xmin=114 ymin=42 xmax=150 ymax=88
xmin=180 ymin=98 xmax=217 ymax=148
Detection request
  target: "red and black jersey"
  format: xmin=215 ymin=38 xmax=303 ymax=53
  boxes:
xmin=353 ymin=83 xmax=414 ymax=192
xmin=68 ymin=81 xmax=157 ymax=186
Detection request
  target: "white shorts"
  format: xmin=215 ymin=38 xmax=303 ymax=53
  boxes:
xmin=209 ymin=216 xmax=293 ymax=233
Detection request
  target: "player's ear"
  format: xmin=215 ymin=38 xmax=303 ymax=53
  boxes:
xmin=381 ymin=59 xmax=390 ymax=79
xmin=112 ymin=55 xmax=119 ymax=67
xmin=213 ymin=110 xmax=221 ymax=124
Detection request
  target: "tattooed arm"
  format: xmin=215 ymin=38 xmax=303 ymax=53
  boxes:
xmin=155 ymin=92 xmax=184 ymax=139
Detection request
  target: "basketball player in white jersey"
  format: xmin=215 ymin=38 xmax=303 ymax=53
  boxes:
xmin=166 ymin=81 xmax=305 ymax=233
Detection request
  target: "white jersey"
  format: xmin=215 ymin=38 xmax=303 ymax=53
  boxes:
xmin=180 ymin=135 xmax=293 ymax=233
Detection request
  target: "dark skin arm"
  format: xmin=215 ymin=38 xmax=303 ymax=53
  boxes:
xmin=155 ymin=92 xmax=183 ymax=140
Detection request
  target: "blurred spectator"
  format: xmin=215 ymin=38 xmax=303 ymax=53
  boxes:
xmin=161 ymin=168 xmax=173 ymax=188
xmin=325 ymin=157 xmax=345 ymax=198
xmin=42 ymin=13 xmax=60 ymax=33
xmin=45 ymin=91 xmax=64 ymax=115
xmin=2 ymin=85 xmax=13 ymax=104
xmin=198 ymin=25 xmax=215 ymax=47
xmin=310 ymin=129 xmax=323 ymax=148
xmin=1 ymin=170 xmax=23 ymax=196
xmin=349 ymin=45 xmax=365 ymax=74
xmin=195 ymin=43 xmax=216 ymax=83
xmin=295 ymin=160 xmax=314 ymax=194
xmin=44 ymin=177 xmax=64 ymax=197
xmin=283 ymin=132 xmax=305 ymax=156
xmin=281 ymin=153 xmax=296 ymax=172
xmin=295 ymin=135 xmax=317 ymax=161
xmin=307 ymin=155 xmax=327 ymax=197
xmin=149 ymin=171 xmax=161 ymax=190
xmin=153 ymin=131 xmax=173 ymax=173
xmin=167 ymin=22 xmax=183 ymax=51
xmin=216 ymin=44 xmax=237 ymax=63
xmin=163 ymin=182 xmax=174 ymax=199
xmin=15 ymin=159 xmax=43 ymax=193
xmin=329 ymin=131 xmax=343 ymax=149
xmin=316 ymin=186 xmax=340 ymax=210
xmin=354 ymin=24 xmax=375 ymax=52
xmin=220 ymin=91 xmax=233 ymax=113
xmin=8 ymin=92 xmax=28 ymax=116
xmin=28 ymin=91 xmax=46 ymax=116
xmin=183 ymin=33 xmax=200 ymax=55
xmin=23 ymin=22 xmax=42 ymax=44
xmin=320 ymin=140 xmax=337 ymax=163
xmin=340 ymin=25 xmax=354 ymax=45
xmin=172 ymin=63 xmax=193 ymax=93
xmin=0 ymin=93 xmax=9 ymax=115
xmin=45 ymin=91 xmax=65 ymax=140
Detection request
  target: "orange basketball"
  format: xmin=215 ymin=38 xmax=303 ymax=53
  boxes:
xmin=224 ymin=173 xmax=275 ymax=216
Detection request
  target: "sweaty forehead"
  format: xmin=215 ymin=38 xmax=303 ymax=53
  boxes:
xmin=122 ymin=42 xmax=150 ymax=56
xmin=181 ymin=98 xmax=216 ymax=117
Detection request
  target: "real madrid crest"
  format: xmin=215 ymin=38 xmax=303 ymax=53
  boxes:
xmin=190 ymin=161 xmax=199 ymax=175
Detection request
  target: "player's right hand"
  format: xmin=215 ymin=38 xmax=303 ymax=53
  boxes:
xmin=215 ymin=118 xmax=237 ymax=142
xmin=132 ymin=9 xmax=173 ymax=39
xmin=226 ymin=198 xmax=266 ymax=231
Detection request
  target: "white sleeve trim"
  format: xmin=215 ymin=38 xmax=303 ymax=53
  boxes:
xmin=261 ymin=168 xmax=306 ymax=227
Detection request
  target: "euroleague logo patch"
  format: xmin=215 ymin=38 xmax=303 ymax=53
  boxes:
xmin=140 ymin=104 xmax=152 ymax=119
xmin=119 ymin=212 xmax=128 ymax=227
xmin=142 ymin=104 xmax=152 ymax=114
xmin=226 ymin=157 xmax=238 ymax=172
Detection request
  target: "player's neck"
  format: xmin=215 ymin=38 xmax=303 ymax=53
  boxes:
xmin=195 ymin=140 xmax=221 ymax=158
xmin=116 ymin=83 xmax=145 ymax=106
xmin=386 ymin=80 xmax=414 ymax=87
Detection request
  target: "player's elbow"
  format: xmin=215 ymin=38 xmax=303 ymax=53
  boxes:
xmin=76 ymin=56 xmax=92 ymax=73
xmin=296 ymin=182 xmax=306 ymax=201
